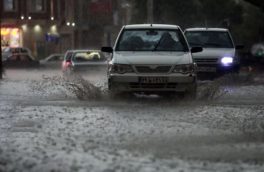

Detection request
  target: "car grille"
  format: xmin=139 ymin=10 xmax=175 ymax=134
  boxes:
xmin=194 ymin=58 xmax=218 ymax=64
xmin=130 ymin=83 xmax=177 ymax=89
xmin=135 ymin=65 xmax=172 ymax=73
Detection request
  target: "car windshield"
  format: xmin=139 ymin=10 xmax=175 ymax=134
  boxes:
xmin=185 ymin=31 xmax=234 ymax=48
xmin=116 ymin=29 xmax=189 ymax=52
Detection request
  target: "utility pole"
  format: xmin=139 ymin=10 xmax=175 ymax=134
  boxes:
xmin=0 ymin=13 xmax=2 ymax=79
xmin=147 ymin=0 xmax=154 ymax=23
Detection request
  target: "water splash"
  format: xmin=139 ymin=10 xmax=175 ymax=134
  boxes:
xmin=31 ymin=73 xmax=103 ymax=100
xmin=198 ymin=73 xmax=254 ymax=100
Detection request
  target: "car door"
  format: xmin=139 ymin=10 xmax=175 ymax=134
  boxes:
xmin=3 ymin=55 xmax=20 ymax=67
xmin=47 ymin=55 xmax=63 ymax=68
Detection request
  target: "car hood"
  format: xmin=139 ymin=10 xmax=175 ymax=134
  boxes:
xmin=193 ymin=48 xmax=235 ymax=59
xmin=112 ymin=52 xmax=192 ymax=65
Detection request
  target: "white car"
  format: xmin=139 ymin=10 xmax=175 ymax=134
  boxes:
xmin=184 ymin=28 xmax=242 ymax=74
xmin=101 ymin=24 xmax=202 ymax=97
xmin=40 ymin=54 xmax=64 ymax=68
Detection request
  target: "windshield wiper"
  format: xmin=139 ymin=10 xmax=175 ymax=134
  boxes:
xmin=153 ymin=38 xmax=163 ymax=51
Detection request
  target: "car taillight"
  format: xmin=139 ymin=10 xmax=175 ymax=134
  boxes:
xmin=66 ymin=61 xmax=72 ymax=67
xmin=62 ymin=60 xmax=72 ymax=70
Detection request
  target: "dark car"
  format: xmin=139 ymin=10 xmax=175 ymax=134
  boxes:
xmin=3 ymin=53 xmax=40 ymax=68
xmin=62 ymin=50 xmax=108 ymax=73
xmin=2 ymin=47 xmax=33 ymax=61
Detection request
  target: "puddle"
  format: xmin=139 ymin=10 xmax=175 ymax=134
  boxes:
xmin=12 ymin=120 xmax=39 ymax=133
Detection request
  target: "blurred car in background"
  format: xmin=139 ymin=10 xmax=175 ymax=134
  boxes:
xmin=185 ymin=28 xmax=242 ymax=76
xmin=62 ymin=50 xmax=107 ymax=73
xmin=3 ymin=53 xmax=39 ymax=68
xmin=40 ymin=53 xmax=64 ymax=68
xmin=2 ymin=47 xmax=33 ymax=61
xmin=62 ymin=50 xmax=75 ymax=72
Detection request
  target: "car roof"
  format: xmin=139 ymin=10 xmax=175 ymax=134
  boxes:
xmin=124 ymin=24 xmax=180 ymax=30
xmin=66 ymin=49 xmax=100 ymax=53
xmin=185 ymin=28 xmax=229 ymax=32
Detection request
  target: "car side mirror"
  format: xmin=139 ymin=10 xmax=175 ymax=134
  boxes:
xmin=235 ymin=45 xmax=244 ymax=50
xmin=191 ymin=47 xmax=203 ymax=53
xmin=101 ymin=47 xmax=113 ymax=53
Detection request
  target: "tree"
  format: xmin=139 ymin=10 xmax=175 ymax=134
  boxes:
xmin=130 ymin=0 xmax=243 ymax=29
xmin=129 ymin=0 xmax=263 ymax=48
xmin=244 ymin=0 xmax=264 ymax=12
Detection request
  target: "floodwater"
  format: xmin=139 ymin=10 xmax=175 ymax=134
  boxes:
xmin=1 ymin=67 xmax=264 ymax=172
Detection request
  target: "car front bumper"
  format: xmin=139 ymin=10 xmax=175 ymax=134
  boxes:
xmin=196 ymin=64 xmax=240 ymax=73
xmin=108 ymin=73 xmax=196 ymax=92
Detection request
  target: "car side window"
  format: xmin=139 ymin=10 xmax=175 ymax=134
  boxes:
xmin=21 ymin=48 xmax=28 ymax=53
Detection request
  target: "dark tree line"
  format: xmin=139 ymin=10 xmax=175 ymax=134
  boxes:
xmin=244 ymin=0 xmax=264 ymax=11
xmin=129 ymin=0 xmax=264 ymax=49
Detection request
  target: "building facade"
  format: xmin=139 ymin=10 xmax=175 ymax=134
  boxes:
xmin=1 ymin=0 xmax=65 ymax=58
xmin=1 ymin=0 xmax=128 ymax=59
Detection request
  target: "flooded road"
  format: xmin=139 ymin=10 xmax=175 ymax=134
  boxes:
xmin=1 ymin=68 xmax=264 ymax=172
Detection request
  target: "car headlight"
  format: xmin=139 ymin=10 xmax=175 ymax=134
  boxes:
xmin=110 ymin=64 xmax=134 ymax=74
xmin=173 ymin=64 xmax=196 ymax=74
xmin=221 ymin=57 xmax=233 ymax=66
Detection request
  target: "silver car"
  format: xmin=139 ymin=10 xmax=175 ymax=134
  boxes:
xmin=102 ymin=24 xmax=203 ymax=97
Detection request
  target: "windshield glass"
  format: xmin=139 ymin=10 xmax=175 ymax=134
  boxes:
xmin=116 ymin=29 xmax=189 ymax=52
xmin=185 ymin=31 xmax=234 ymax=48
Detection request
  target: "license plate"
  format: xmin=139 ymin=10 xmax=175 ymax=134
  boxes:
xmin=140 ymin=77 xmax=168 ymax=84
xmin=197 ymin=67 xmax=216 ymax=72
